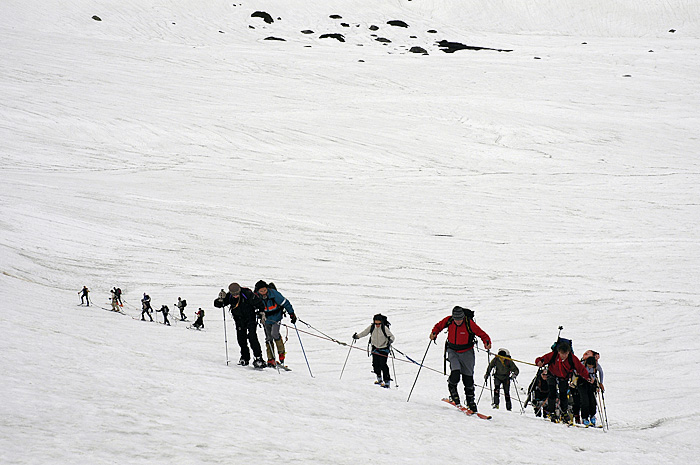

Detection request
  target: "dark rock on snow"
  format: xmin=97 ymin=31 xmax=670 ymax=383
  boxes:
xmin=369 ymin=25 xmax=379 ymax=31
xmin=409 ymin=46 xmax=428 ymax=55
xmin=341 ymin=23 xmax=350 ymax=27
xmin=387 ymin=20 xmax=409 ymax=28
xmin=427 ymin=29 xmax=437 ymax=33
xmin=436 ymin=40 xmax=512 ymax=53
xmin=319 ymin=33 xmax=345 ymax=42
xmin=264 ymin=36 xmax=286 ymax=41
xmin=251 ymin=11 xmax=274 ymax=24
xmin=329 ymin=14 xmax=342 ymax=19
xmin=92 ymin=15 xmax=102 ymax=21
xmin=375 ymin=37 xmax=391 ymax=43
xmin=301 ymin=30 xmax=314 ymax=34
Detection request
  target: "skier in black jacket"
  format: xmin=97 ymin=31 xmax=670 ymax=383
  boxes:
xmin=220 ymin=282 xmax=266 ymax=368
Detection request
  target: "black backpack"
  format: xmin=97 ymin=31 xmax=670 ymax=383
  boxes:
xmin=549 ymin=337 xmax=575 ymax=368
xmin=181 ymin=299 xmax=187 ymax=308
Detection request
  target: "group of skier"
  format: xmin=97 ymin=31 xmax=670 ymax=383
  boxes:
xmin=80 ymin=283 xmax=604 ymax=427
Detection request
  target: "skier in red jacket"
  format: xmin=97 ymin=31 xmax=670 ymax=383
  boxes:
xmin=536 ymin=340 xmax=591 ymax=422
xmin=430 ymin=306 xmax=491 ymax=412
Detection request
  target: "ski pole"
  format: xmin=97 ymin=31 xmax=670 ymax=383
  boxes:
xmin=477 ymin=376 xmax=488 ymax=404
xmin=293 ymin=322 xmax=314 ymax=378
xmin=512 ymin=377 xmax=525 ymax=414
xmin=222 ymin=307 xmax=229 ymax=366
xmin=487 ymin=350 xmax=494 ymax=405
xmin=339 ymin=338 xmax=355 ymax=380
xmin=406 ymin=340 xmax=433 ymax=403
xmin=390 ymin=348 xmax=398 ymax=388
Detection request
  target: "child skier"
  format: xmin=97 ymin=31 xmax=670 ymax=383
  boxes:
xmin=157 ymin=305 xmax=171 ymax=326
xmin=535 ymin=340 xmax=591 ymax=423
xmin=485 ymin=348 xmax=519 ymax=410
xmin=430 ymin=306 xmax=491 ymax=412
xmin=353 ymin=314 xmax=395 ymax=388
xmin=579 ymin=356 xmax=602 ymax=426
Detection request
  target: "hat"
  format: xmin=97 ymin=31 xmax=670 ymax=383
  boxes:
xmin=585 ymin=356 xmax=597 ymax=366
xmin=254 ymin=280 xmax=268 ymax=292
xmin=498 ymin=349 xmax=508 ymax=357
xmin=452 ymin=306 xmax=465 ymax=319
xmin=228 ymin=283 xmax=241 ymax=295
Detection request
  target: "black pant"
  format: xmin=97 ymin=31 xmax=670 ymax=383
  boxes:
xmin=579 ymin=381 xmax=597 ymax=419
xmin=546 ymin=375 xmax=569 ymax=415
xmin=372 ymin=347 xmax=391 ymax=382
xmin=493 ymin=377 xmax=512 ymax=408
xmin=235 ymin=318 xmax=262 ymax=361
xmin=162 ymin=313 xmax=170 ymax=325
xmin=193 ymin=316 xmax=204 ymax=328
xmin=448 ymin=370 xmax=475 ymax=401
xmin=142 ymin=309 xmax=153 ymax=321
xmin=81 ymin=295 xmax=89 ymax=305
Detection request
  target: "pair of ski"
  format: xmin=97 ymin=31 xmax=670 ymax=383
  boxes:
xmin=238 ymin=362 xmax=291 ymax=371
xmin=442 ymin=398 xmax=492 ymax=420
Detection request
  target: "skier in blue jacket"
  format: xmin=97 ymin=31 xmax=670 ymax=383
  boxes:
xmin=255 ymin=280 xmax=296 ymax=367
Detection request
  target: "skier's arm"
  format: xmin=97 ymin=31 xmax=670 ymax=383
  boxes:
xmin=430 ymin=316 xmax=451 ymax=339
xmin=536 ymin=352 xmax=554 ymax=367
xmin=469 ymin=320 xmax=492 ymax=349
xmin=573 ymin=356 xmax=591 ymax=381
xmin=355 ymin=325 xmax=373 ymax=339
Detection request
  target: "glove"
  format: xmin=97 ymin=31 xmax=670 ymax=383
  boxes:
xmin=213 ymin=298 xmax=224 ymax=308
xmin=352 ymin=332 xmax=359 ymax=340
xmin=290 ymin=313 xmax=297 ymax=324
xmin=484 ymin=374 xmax=489 ymax=381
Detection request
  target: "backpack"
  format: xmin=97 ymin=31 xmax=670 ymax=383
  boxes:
xmin=549 ymin=337 xmax=575 ymax=369
xmin=181 ymin=299 xmax=187 ymax=308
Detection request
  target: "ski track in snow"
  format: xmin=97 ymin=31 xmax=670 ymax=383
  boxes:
xmin=1 ymin=0 xmax=700 ymax=463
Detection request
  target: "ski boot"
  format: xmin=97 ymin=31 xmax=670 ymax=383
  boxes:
xmin=267 ymin=359 xmax=277 ymax=368
xmin=448 ymin=384 xmax=461 ymax=406
xmin=492 ymin=403 xmax=499 ymax=410
xmin=252 ymin=357 xmax=266 ymax=369
xmin=383 ymin=380 xmax=391 ymax=389
xmin=238 ymin=358 xmax=249 ymax=366
xmin=590 ymin=415 xmax=597 ymax=427
xmin=574 ymin=414 xmax=581 ymax=424
xmin=583 ymin=418 xmax=591 ymax=427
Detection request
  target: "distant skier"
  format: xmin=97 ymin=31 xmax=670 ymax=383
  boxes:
xmin=78 ymin=286 xmax=90 ymax=306
xmin=112 ymin=287 xmax=123 ymax=306
xmin=110 ymin=289 xmax=121 ymax=312
xmin=192 ymin=308 xmax=205 ymax=329
xmin=535 ymin=340 xmax=590 ymax=423
xmin=255 ymin=281 xmax=296 ymax=367
xmin=484 ymin=348 xmax=519 ymax=410
xmin=220 ymin=282 xmax=266 ymax=368
xmin=157 ymin=305 xmax=171 ymax=326
xmin=430 ymin=306 xmax=491 ymax=412
xmin=175 ymin=297 xmax=188 ymax=321
xmin=353 ymin=313 xmax=395 ymax=388
xmin=141 ymin=293 xmax=153 ymax=321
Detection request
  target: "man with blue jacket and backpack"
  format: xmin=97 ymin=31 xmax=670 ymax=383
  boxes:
xmin=255 ymin=280 xmax=296 ymax=368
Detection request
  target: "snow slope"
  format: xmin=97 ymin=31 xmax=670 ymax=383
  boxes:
xmin=1 ymin=0 xmax=699 ymax=463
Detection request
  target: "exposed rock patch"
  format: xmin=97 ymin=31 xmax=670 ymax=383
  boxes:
xmin=320 ymin=33 xmax=345 ymax=42
xmin=409 ymin=46 xmax=428 ymax=55
xmin=92 ymin=15 xmax=102 ymax=21
xmin=264 ymin=36 xmax=285 ymax=41
xmin=436 ymin=40 xmax=512 ymax=53
xmin=251 ymin=11 xmax=274 ymax=24
xmin=301 ymin=30 xmax=314 ymax=34
xmin=387 ymin=20 xmax=409 ymax=28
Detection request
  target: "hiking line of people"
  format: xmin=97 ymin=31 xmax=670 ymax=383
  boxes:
xmin=79 ymin=283 xmax=608 ymax=429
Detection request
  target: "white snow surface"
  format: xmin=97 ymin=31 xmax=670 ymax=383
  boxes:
xmin=1 ymin=0 xmax=700 ymax=463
